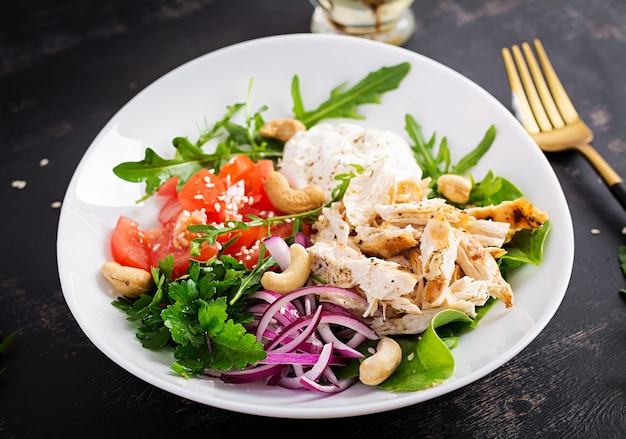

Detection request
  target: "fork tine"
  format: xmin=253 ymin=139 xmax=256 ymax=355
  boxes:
xmin=521 ymin=42 xmax=565 ymax=129
xmin=501 ymin=47 xmax=540 ymax=134
xmin=533 ymin=39 xmax=580 ymax=123
xmin=511 ymin=44 xmax=553 ymax=132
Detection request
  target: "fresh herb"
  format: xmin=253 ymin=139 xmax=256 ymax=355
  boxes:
xmin=617 ymin=246 xmax=626 ymax=294
xmin=110 ymin=62 xmax=550 ymax=393
xmin=0 ymin=330 xmax=16 ymax=375
xmin=468 ymin=170 xmax=524 ymax=206
xmin=187 ymin=165 xmax=363 ymax=254
xmin=293 ymin=63 xmax=411 ymax=128
xmin=338 ymin=309 xmax=473 ymax=391
xmin=188 ymin=212 xmax=314 ymax=257
xmin=113 ymin=255 xmax=270 ymax=377
xmin=405 ymin=113 xmax=495 ymax=189
xmin=498 ymin=221 xmax=551 ymax=277
xmin=403 ymin=114 xmax=549 ymax=279
xmin=379 ymin=309 xmax=473 ymax=391
xmin=113 ymin=64 xmax=410 ymax=202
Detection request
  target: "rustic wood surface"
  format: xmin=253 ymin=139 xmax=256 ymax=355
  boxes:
xmin=1 ymin=1 xmax=625 ymax=437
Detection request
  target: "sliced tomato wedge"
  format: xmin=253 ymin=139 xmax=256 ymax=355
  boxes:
xmin=218 ymin=154 xmax=256 ymax=186
xmin=111 ymin=156 xmax=296 ymax=278
xmin=177 ymin=169 xmax=227 ymax=221
xmin=158 ymin=196 xmax=183 ymax=226
xmin=110 ymin=216 xmax=151 ymax=270
xmin=245 ymin=159 xmax=278 ymax=213
xmin=156 ymin=175 xmax=179 ymax=197
xmin=146 ymin=224 xmax=218 ymax=279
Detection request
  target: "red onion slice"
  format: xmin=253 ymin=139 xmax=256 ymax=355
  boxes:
xmin=259 ymin=352 xmax=349 ymax=366
xmin=301 ymin=342 xmax=334 ymax=383
xmin=220 ymin=364 xmax=284 ymax=384
xmin=263 ymin=236 xmax=291 ymax=271
xmin=264 ymin=305 xmax=323 ymax=352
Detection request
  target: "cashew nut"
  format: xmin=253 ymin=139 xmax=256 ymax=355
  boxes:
xmin=261 ymin=243 xmax=311 ymax=294
xmin=437 ymin=173 xmax=472 ymax=204
xmin=101 ymin=261 xmax=154 ymax=298
xmin=259 ymin=118 xmax=306 ymax=142
xmin=264 ymin=171 xmax=326 ymax=214
xmin=359 ymin=336 xmax=402 ymax=386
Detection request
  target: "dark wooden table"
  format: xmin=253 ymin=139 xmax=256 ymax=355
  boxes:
xmin=1 ymin=1 xmax=625 ymax=437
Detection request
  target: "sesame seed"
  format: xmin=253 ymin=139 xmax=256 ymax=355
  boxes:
xmin=39 ymin=158 xmax=49 ymax=167
xmin=193 ymin=194 xmax=204 ymax=200
xmin=214 ymin=202 xmax=221 ymax=212
xmin=590 ymin=228 xmax=600 ymax=235
xmin=51 ymin=201 xmax=62 ymax=208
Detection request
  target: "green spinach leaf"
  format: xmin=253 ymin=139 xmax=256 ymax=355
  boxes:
xmin=379 ymin=309 xmax=473 ymax=391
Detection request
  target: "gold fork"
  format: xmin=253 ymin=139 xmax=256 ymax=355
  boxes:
xmin=501 ymin=38 xmax=626 ymax=209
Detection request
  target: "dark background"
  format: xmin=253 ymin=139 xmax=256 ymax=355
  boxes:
xmin=1 ymin=1 xmax=625 ymax=437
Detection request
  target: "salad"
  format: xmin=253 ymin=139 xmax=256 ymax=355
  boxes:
xmin=102 ymin=63 xmax=550 ymax=393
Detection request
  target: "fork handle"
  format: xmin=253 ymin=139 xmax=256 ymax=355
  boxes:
xmin=577 ymin=143 xmax=626 ymax=210
xmin=609 ymin=181 xmax=626 ymax=211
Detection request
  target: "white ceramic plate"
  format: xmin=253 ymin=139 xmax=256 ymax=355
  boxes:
xmin=57 ymin=34 xmax=574 ymax=419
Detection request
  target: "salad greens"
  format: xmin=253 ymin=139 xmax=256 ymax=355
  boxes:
xmin=405 ymin=114 xmax=550 ymax=278
xmin=293 ymin=63 xmax=411 ymax=128
xmin=618 ymin=246 xmax=626 ymax=294
xmin=113 ymin=254 xmax=272 ymax=377
xmin=111 ymin=62 xmax=549 ymax=392
xmin=380 ymin=309 xmax=472 ymax=391
xmin=0 ymin=330 xmax=16 ymax=375
xmin=405 ymin=114 xmax=496 ymax=184
xmin=113 ymin=63 xmax=410 ymax=201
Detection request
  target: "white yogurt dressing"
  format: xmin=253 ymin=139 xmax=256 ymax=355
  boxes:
xmin=279 ymin=122 xmax=421 ymax=199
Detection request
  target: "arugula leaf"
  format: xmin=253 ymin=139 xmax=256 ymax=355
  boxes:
xmin=293 ymin=63 xmax=411 ymax=128
xmin=405 ymin=114 xmax=495 ymax=189
xmin=451 ymin=124 xmax=496 ymax=175
xmin=112 ymin=91 xmax=280 ymax=201
xmin=113 ymin=146 xmax=205 ymax=202
xmin=112 ymin=65 xmax=410 ymax=201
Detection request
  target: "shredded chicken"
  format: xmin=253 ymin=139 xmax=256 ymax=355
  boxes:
xmin=308 ymin=161 xmax=548 ymax=335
